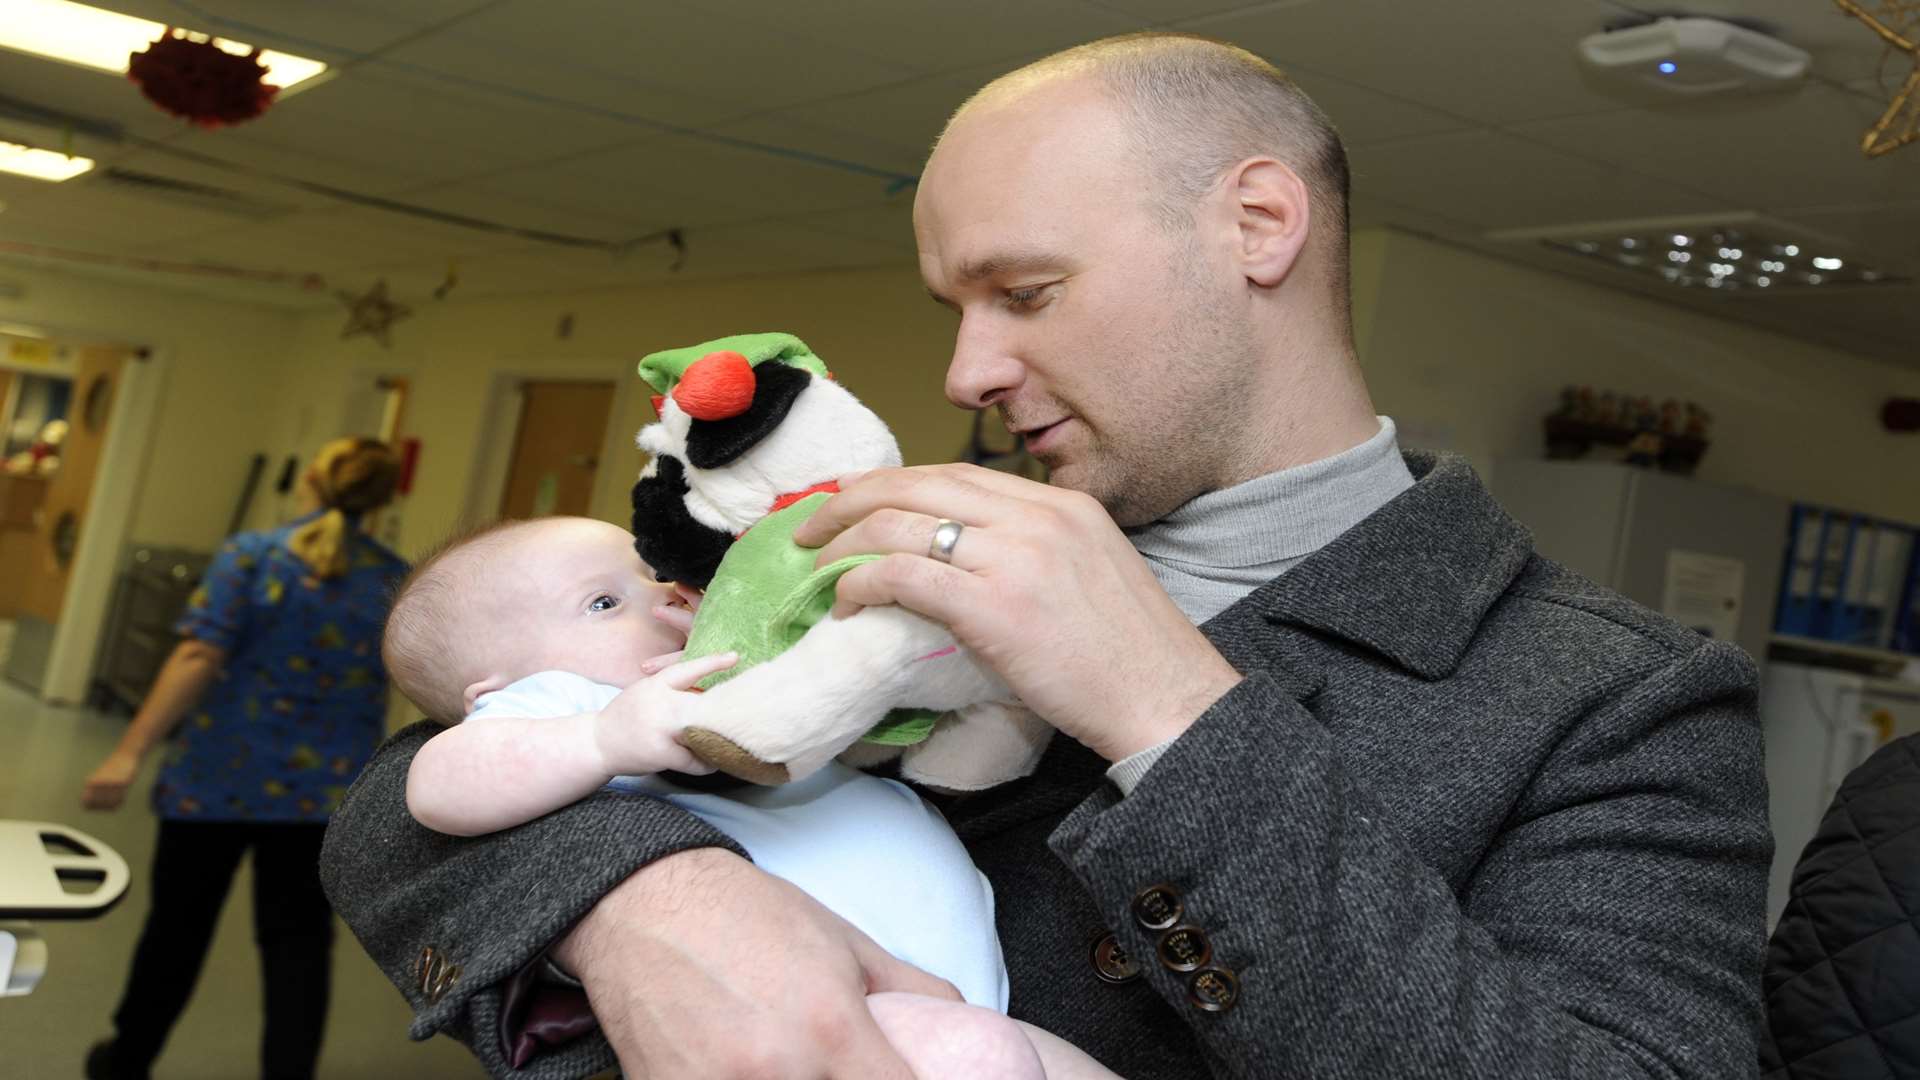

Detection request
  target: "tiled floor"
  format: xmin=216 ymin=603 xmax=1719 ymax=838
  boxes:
xmin=0 ymin=679 xmax=485 ymax=1078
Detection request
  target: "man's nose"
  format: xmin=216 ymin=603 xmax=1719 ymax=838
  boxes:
xmin=945 ymin=312 xmax=1024 ymax=410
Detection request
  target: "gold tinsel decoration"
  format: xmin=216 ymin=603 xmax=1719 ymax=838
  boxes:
xmin=1834 ymin=0 xmax=1920 ymax=157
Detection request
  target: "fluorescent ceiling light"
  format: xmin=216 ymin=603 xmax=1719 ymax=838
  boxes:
xmin=0 ymin=0 xmax=327 ymax=90
xmin=0 ymin=140 xmax=94 ymax=181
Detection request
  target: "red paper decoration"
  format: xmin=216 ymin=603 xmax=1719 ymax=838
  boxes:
xmin=127 ymin=30 xmax=278 ymax=128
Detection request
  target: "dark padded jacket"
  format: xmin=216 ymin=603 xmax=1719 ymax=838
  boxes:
xmin=1761 ymin=732 xmax=1920 ymax=1078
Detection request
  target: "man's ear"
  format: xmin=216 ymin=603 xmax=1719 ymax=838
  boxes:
xmin=463 ymin=673 xmax=511 ymax=715
xmin=1230 ymin=157 xmax=1314 ymax=289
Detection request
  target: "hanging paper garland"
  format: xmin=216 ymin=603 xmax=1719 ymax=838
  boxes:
xmin=127 ymin=30 xmax=278 ymax=129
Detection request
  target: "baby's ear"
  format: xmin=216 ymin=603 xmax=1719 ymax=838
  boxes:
xmin=462 ymin=673 xmax=511 ymax=715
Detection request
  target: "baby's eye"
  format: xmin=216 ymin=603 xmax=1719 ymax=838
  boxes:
xmin=588 ymin=594 xmax=620 ymax=613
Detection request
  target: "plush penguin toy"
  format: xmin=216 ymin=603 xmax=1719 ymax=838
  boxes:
xmin=630 ymin=332 xmax=1053 ymax=790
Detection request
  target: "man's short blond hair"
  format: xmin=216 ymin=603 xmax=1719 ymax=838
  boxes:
xmin=953 ymin=32 xmax=1351 ymax=299
xmin=383 ymin=519 xmax=536 ymax=723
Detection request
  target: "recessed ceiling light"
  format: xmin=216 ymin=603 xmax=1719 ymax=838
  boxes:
xmin=1497 ymin=217 xmax=1903 ymax=295
xmin=0 ymin=139 xmax=93 ymax=181
xmin=0 ymin=0 xmax=327 ymax=90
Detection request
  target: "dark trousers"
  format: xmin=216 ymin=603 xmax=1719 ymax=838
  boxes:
xmin=108 ymin=819 xmax=334 ymax=1080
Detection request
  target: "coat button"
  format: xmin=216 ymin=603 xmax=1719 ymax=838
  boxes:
xmin=415 ymin=945 xmax=462 ymax=1005
xmin=1156 ymin=925 xmax=1213 ymax=972
xmin=1132 ymin=883 xmax=1183 ymax=931
xmin=1089 ymin=932 xmax=1142 ymax=984
xmin=1188 ymin=967 xmax=1239 ymax=1013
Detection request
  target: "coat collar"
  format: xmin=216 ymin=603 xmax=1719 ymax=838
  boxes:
xmin=1216 ymin=451 xmax=1534 ymax=681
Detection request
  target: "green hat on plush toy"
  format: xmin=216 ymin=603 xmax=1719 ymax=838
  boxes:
xmin=638 ymin=332 xmax=830 ymax=421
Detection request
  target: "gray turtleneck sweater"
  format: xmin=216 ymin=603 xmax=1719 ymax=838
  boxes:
xmin=1108 ymin=416 xmax=1414 ymax=793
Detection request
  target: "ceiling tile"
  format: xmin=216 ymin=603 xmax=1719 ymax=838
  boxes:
xmin=462 ymin=147 xmax=752 ymax=231
xmin=257 ymin=69 xmax=648 ymax=164
xmin=143 ymin=205 xmax=532 ymax=281
xmin=471 ymin=124 xmax=905 ymax=230
xmin=702 ymin=113 xmax=927 ymax=183
xmin=8 ymin=180 xmax=283 ymax=245
xmin=386 ymin=182 xmax=647 ymax=243
xmin=0 ymin=52 xmax=190 ymax=141
xmin=398 ymin=1 xmax=924 ymax=117
xmin=1510 ymin=82 xmax=1920 ymax=212
xmin=1285 ymin=70 xmax=1476 ymax=146
xmin=0 ymin=246 xmax=324 ymax=308
xmin=350 ymin=215 xmax=911 ymax=300
xmin=109 ymin=0 xmax=492 ymax=49
xmin=688 ymin=0 xmax=1141 ymax=75
xmin=784 ymin=197 xmax=920 ymax=257
xmin=209 ymin=72 xmax=597 ymax=183
xmin=137 ymin=129 xmax=443 ymax=206
xmin=1350 ymin=128 xmax=1728 ymax=231
xmin=1184 ymin=0 xmax=1643 ymax=126
xmin=1348 ymin=192 xmax=1481 ymax=237
xmin=788 ymin=56 xmax=1044 ymax=160
xmin=1086 ymin=0 xmax=1314 ymax=22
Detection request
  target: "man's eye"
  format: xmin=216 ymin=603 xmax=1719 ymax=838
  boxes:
xmin=588 ymin=595 xmax=619 ymax=613
xmin=1005 ymin=285 xmax=1051 ymax=310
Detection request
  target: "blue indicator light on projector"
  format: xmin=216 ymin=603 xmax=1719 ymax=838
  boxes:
xmin=1657 ymin=61 xmax=1677 ymax=74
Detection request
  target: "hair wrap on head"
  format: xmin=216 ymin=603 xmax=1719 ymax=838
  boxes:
xmin=287 ymin=437 xmax=400 ymax=579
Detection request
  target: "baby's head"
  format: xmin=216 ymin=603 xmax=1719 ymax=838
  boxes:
xmin=384 ymin=516 xmax=684 ymax=722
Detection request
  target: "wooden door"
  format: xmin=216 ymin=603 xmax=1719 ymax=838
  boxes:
xmin=498 ymin=381 xmax=614 ymax=519
xmin=20 ymin=345 xmax=130 ymax=623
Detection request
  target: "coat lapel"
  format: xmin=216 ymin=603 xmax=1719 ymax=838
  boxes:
xmin=1223 ymin=451 xmax=1534 ymax=681
xmin=947 ymin=452 xmax=1536 ymax=835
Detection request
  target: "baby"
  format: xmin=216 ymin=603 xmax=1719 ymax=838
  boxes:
xmin=384 ymin=515 xmax=1116 ymax=1080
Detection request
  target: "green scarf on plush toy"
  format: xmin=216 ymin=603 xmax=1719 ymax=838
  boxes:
xmin=638 ymin=333 xmax=939 ymax=748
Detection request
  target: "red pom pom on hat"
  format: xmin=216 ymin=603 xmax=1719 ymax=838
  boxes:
xmin=673 ymin=351 xmax=756 ymax=420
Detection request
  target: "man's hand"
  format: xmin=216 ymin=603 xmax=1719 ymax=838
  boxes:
xmin=792 ymin=463 xmax=1242 ymax=762
xmin=552 ymin=848 xmax=959 ymax=1079
xmin=81 ymin=750 xmax=141 ymax=810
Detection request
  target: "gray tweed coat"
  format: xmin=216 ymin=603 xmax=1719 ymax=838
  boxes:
xmin=320 ymin=451 xmax=1772 ymax=1079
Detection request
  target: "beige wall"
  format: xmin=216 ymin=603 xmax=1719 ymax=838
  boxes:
xmin=1358 ymin=230 xmax=1920 ymax=522
xmin=269 ymin=263 xmax=979 ymax=560
xmin=0 ymin=263 xmax=298 ymax=550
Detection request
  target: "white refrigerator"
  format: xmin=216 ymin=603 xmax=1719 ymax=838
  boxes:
xmin=1761 ymin=661 xmax=1920 ymax=925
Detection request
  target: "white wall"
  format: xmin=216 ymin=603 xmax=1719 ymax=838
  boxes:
xmin=1359 ymin=230 xmax=1920 ymax=522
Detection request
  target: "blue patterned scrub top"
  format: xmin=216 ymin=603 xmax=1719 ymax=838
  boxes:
xmin=153 ymin=514 xmax=407 ymax=822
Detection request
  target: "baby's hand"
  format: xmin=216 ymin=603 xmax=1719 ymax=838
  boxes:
xmin=593 ymin=652 xmax=738 ymax=777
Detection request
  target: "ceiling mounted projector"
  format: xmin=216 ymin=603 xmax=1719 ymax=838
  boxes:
xmin=1579 ymin=16 xmax=1809 ymax=95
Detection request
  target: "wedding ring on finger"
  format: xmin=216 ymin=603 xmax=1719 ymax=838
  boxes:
xmin=928 ymin=519 xmax=965 ymax=564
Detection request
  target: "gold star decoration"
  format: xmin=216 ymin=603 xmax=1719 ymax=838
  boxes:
xmin=1834 ymin=0 xmax=1920 ymax=157
xmin=336 ymin=279 xmax=412 ymax=347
